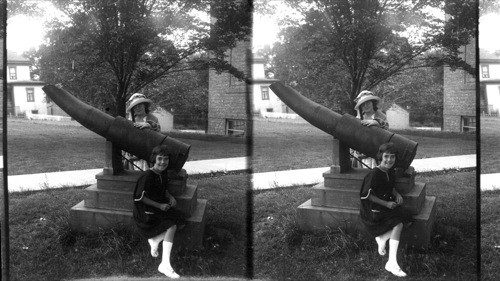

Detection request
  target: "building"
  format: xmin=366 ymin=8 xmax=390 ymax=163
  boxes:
xmin=386 ymin=103 xmax=410 ymax=130
xmin=207 ymin=41 xmax=250 ymax=135
xmin=479 ymin=48 xmax=500 ymax=116
xmin=442 ymin=40 xmax=476 ymax=132
xmin=251 ymin=56 xmax=284 ymax=116
xmin=6 ymin=51 xmax=48 ymax=116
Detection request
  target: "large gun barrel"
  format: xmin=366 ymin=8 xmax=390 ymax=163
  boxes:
xmin=42 ymin=85 xmax=190 ymax=171
xmin=269 ymin=82 xmax=417 ymax=170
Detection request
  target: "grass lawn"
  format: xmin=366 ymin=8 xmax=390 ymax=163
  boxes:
xmin=5 ymin=116 xmax=479 ymax=280
xmin=7 ymin=118 xmax=247 ymax=175
xmin=481 ymin=116 xmax=500 ymax=281
xmin=481 ymin=190 xmax=500 ymax=281
xmin=8 ymin=174 xmax=251 ymax=281
xmin=9 ymin=170 xmax=475 ymax=280
xmin=253 ymin=171 xmax=477 ymax=280
xmin=7 ymin=117 xmax=474 ymax=175
xmin=252 ymin=118 xmax=475 ymax=173
xmin=480 ymin=116 xmax=500 ymax=174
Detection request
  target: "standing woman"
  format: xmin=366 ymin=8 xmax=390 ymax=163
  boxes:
xmin=124 ymin=93 xmax=161 ymax=170
xmin=133 ymin=145 xmax=185 ymax=279
xmin=359 ymin=143 xmax=414 ymax=277
xmin=352 ymin=90 xmax=389 ymax=168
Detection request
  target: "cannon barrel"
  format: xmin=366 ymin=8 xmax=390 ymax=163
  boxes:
xmin=269 ymin=82 xmax=418 ymax=169
xmin=42 ymin=85 xmax=190 ymax=171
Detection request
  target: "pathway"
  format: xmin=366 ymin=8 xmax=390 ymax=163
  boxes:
xmin=6 ymin=155 xmax=477 ymax=193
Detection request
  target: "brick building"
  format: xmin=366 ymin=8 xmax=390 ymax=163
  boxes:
xmin=442 ymin=39 xmax=476 ymax=132
xmin=207 ymin=40 xmax=251 ymax=135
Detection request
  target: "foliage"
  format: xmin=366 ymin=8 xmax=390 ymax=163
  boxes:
xmin=143 ymin=56 xmax=209 ymax=117
xmin=13 ymin=0 xmax=251 ymax=117
xmin=480 ymin=0 xmax=500 ymax=17
xmin=259 ymin=0 xmax=476 ymax=114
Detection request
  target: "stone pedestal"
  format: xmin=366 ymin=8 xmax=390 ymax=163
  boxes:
xmin=69 ymin=142 xmax=207 ymax=249
xmin=296 ymin=139 xmax=436 ymax=248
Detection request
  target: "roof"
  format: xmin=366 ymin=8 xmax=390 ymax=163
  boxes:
xmin=8 ymin=80 xmax=46 ymax=86
xmin=7 ymin=50 xmax=31 ymax=65
xmin=480 ymin=48 xmax=500 ymax=62
xmin=249 ymin=78 xmax=280 ymax=85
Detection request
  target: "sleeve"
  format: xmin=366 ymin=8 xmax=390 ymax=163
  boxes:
xmin=133 ymin=173 xmax=150 ymax=202
xmin=146 ymin=114 xmax=161 ymax=131
xmin=373 ymin=111 xmax=389 ymax=129
xmin=360 ymin=172 xmax=375 ymax=200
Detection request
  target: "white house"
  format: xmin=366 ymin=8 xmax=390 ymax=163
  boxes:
xmin=250 ymin=56 xmax=292 ymax=116
xmin=386 ymin=103 xmax=410 ymax=130
xmin=153 ymin=107 xmax=174 ymax=132
xmin=480 ymin=48 xmax=500 ymax=116
xmin=7 ymin=51 xmax=47 ymax=116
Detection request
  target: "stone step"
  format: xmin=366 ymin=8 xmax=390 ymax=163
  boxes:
xmin=95 ymin=170 xmax=143 ymax=191
xmin=323 ymin=167 xmax=415 ymax=192
xmin=401 ymin=196 xmax=437 ymax=248
xmin=96 ymin=169 xmax=188 ymax=194
xmin=84 ymin=183 xmax=198 ymax=217
xmin=400 ymin=182 xmax=426 ymax=216
xmin=297 ymin=195 xmax=436 ymax=247
xmin=297 ymin=200 xmax=361 ymax=231
xmin=69 ymin=199 xmax=207 ymax=249
xmin=310 ymin=181 xmax=426 ymax=215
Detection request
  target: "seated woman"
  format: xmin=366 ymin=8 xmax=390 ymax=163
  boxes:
xmin=133 ymin=145 xmax=185 ymax=279
xmin=352 ymin=90 xmax=389 ymax=168
xmin=359 ymin=143 xmax=414 ymax=277
xmin=123 ymin=93 xmax=161 ymax=170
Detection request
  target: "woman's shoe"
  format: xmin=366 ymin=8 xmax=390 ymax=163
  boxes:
xmin=158 ymin=263 xmax=180 ymax=279
xmin=385 ymin=262 xmax=407 ymax=277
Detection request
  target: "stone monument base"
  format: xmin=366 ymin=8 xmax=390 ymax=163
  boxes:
xmin=69 ymin=169 xmax=207 ymax=249
xmin=296 ymin=167 xmax=436 ymax=248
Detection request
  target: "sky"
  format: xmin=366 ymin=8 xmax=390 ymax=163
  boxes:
xmin=7 ymin=15 xmax=45 ymax=53
xmin=479 ymin=12 xmax=500 ymax=52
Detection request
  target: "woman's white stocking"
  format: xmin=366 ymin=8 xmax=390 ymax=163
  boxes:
xmin=375 ymin=231 xmax=391 ymax=256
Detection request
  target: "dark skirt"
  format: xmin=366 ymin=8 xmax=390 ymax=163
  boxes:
xmin=361 ymin=205 xmax=414 ymax=237
xmin=134 ymin=208 xmax=186 ymax=239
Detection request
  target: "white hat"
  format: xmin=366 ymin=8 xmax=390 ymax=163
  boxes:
xmin=354 ymin=90 xmax=381 ymax=110
xmin=126 ymin=93 xmax=152 ymax=112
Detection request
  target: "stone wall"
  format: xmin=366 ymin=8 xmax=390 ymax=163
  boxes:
xmin=207 ymin=40 xmax=250 ymax=135
xmin=443 ymin=40 xmax=476 ymax=132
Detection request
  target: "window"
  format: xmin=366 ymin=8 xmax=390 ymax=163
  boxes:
xmin=226 ymin=119 xmax=246 ymax=136
xmin=482 ymin=65 xmax=490 ymax=78
xmin=261 ymin=86 xmax=270 ymax=100
xmin=461 ymin=116 xmax=476 ymax=133
xmin=9 ymin=66 xmax=17 ymax=80
xmin=26 ymin=88 xmax=35 ymax=102
xmin=266 ymin=108 xmax=273 ymax=112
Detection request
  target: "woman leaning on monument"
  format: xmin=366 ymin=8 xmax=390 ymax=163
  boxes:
xmin=351 ymin=90 xmax=388 ymax=168
xmin=123 ymin=93 xmax=161 ymax=170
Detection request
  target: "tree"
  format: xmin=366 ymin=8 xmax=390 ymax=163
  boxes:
xmin=259 ymin=0 xmax=476 ymax=115
xmin=16 ymin=0 xmax=251 ymax=117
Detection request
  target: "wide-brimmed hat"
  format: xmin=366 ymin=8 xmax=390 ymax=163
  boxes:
xmin=354 ymin=90 xmax=381 ymax=110
xmin=126 ymin=93 xmax=152 ymax=112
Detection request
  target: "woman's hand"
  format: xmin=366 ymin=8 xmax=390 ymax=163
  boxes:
xmin=361 ymin=120 xmax=379 ymax=127
xmin=395 ymin=193 xmax=404 ymax=205
xmin=158 ymin=203 xmax=171 ymax=212
xmin=134 ymin=122 xmax=151 ymax=129
xmin=169 ymin=196 xmax=177 ymax=208
xmin=385 ymin=201 xmax=398 ymax=209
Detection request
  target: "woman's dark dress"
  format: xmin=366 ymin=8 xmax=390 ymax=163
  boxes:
xmin=359 ymin=167 xmax=414 ymax=237
xmin=133 ymin=170 xmax=185 ymax=239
